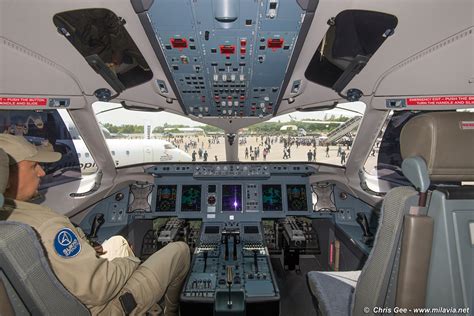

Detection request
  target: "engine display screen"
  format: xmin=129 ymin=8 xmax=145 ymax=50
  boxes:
xmin=156 ymin=185 xmax=177 ymax=212
xmin=181 ymin=185 xmax=202 ymax=212
xmin=287 ymin=185 xmax=308 ymax=211
xmin=222 ymin=185 xmax=242 ymax=212
xmin=262 ymin=185 xmax=283 ymax=211
xmin=204 ymin=226 xmax=220 ymax=234
xmin=244 ymin=226 xmax=259 ymax=234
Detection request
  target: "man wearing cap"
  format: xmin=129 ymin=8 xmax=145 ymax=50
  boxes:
xmin=0 ymin=134 xmax=190 ymax=315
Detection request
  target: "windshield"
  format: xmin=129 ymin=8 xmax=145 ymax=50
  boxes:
xmin=93 ymin=102 xmax=225 ymax=166
xmin=92 ymin=101 xmax=365 ymax=167
xmin=238 ymin=103 xmax=365 ymax=165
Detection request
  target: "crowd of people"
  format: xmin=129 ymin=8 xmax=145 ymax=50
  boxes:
xmin=162 ymin=133 xmax=352 ymax=165
xmin=168 ymin=135 xmax=223 ymax=162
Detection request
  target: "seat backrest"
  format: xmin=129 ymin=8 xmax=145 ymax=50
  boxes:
xmin=400 ymin=112 xmax=474 ymax=311
xmin=0 ymin=148 xmax=8 ymax=207
xmin=0 ymin=148 xmax=89 ymax=315
xmin=0 ymin=221 xmax=91 ymax=315
xmin=351 ymin=186 xmax=419 ymax=314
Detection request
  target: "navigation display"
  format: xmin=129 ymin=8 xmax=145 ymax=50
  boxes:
xmin=156 ymin=185 xmax=177 ymax=212
xmin=287 ymin=185 xmax=308 ymax=211
xmin=262 ymin=185 xmax=283 ymax=211
xmin=222 ymin=185 xmax=242 ymax=212
xmin=181 ymin=185 xmax=202 ymax=212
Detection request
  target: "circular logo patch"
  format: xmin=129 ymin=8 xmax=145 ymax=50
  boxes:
xmin=54 ymin=228 xmax=81 ymax=258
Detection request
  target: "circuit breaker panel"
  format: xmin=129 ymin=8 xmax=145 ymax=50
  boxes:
xmin=135 ymin=0 xmax=316 ymax=118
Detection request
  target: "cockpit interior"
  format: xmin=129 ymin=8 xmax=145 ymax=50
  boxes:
xmin=0 ymin=0 xmax=473 ymax=315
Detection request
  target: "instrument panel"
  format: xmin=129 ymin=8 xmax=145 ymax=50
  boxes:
xmin=125 ymin=163 xmax=317 ymax=221
xmin=80 ymin=163 xmax=381 ymax=243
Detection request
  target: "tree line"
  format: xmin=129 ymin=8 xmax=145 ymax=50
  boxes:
xmin=102 ymin=123 xmax=223 ymax=134
xmin=102 ymin=115 xmax=352 ymax=135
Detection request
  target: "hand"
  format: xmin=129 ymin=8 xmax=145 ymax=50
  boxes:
xmin=93 ymin=244 xmax=107 ymax=256
xmin=90 ymin=240 xmax=107 ymax=256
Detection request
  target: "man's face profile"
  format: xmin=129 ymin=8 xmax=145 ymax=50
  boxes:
xmin=6 ymin=160 xmax=45 ymax=201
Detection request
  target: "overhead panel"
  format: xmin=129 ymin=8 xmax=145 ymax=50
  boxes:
xmin=136 ymin=0 xmax=315 ymax=118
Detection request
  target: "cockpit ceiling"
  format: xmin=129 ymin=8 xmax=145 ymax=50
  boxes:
xmin=133 ymin=0 xmax=316 ymax=118
xmin=1 ymin=0 xmax=473 ymax=117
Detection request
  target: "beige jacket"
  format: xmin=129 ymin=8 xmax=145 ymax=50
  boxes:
xmin=0 ymin=199 xmax=140 ymax=314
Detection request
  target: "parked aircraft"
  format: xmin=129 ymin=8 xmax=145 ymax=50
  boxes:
xmin=70 ymin=123 xmax=192 ymax=174
xmin=71 ymin=138 xmax=192 ymax=174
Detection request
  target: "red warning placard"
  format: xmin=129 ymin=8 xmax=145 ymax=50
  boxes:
xmin=460 ymin=121 xmax=474 ymax=130
xmin=0 ymin=97 xmax=48 ymax=106
xmin=407 ymin=96 xmax=474 ymax=106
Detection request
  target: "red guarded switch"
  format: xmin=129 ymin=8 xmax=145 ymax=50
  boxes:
xmin=267 ymin=38 xmax=284 ymax=50
xmin=170 ymin=38 xmax=188 ymax=51
xmin=220 ymin=45 xmax=236 ymax=56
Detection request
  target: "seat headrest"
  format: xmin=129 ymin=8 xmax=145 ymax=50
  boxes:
xmin=400 ymin=112 xmax=474 ymax=181
xmin=0 ymin=148 xmax=9 ymax=206
xmin=402 ymin=156 xmax=430 ymax=192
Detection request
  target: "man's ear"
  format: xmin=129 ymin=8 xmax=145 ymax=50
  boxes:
xmin=4 ymin=179 xmax=13 ymax=198
xmin=4 ymin=166 xmax=17 ymax=196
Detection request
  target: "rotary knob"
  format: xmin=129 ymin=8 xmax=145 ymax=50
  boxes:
xmin=208 ymin=195 xmax=216 ymax=205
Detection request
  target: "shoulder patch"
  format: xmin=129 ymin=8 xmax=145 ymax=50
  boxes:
xmin=54 ymin=228 xmax=81 ymax=258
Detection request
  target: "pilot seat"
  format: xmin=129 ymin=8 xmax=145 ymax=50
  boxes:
xmin=306 ymin=111 xmax=474 ymax=315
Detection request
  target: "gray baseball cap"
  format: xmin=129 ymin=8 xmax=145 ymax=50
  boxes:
xmin=0 ymin=134 xmax=61 ymax=165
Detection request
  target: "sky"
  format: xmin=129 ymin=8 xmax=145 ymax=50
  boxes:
xmin=93 ymin=101 xmax=366 ymax=128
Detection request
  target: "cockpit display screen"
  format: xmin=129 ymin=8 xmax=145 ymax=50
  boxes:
xmin=181 ymin=185 xmax=202 ymax=212
xmin=287 ymin=185 xmax=308 ymax=211
xmin=262 ymin=185 xmax=283 ymax=211
xmin=156 ymin=185 xmax=177 ymax=212
xmin=222 ymin=185 xmax=242 ymax=212
xmin=204 ymin=226 xmax=220 ymax=234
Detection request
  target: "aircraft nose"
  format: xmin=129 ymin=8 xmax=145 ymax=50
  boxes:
xmin=180 ymin=151 xmax=192 ymax=161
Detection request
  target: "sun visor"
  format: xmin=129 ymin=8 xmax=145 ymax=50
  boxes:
xmin=305 ymin=10 xmax=398 ymax=93
xmin=400 ymin=112 xmax=474 ymax=181
xmin=53 ymin=9 xmax=153 ymax=95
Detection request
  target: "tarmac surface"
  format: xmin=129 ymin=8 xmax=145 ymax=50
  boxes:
xmin=166 ymin=135 xmax=378 ymax=171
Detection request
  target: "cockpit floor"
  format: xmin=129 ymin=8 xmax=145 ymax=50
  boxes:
xmin=271 ymin=256 xmax=321 ymax=316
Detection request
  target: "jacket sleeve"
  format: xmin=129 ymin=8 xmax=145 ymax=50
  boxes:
xmin=37 ymin=215 xmax=140 ymax=306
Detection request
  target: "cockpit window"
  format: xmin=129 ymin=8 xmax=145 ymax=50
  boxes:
xmin=0 ymin=109 xmax=96 ymax=189
xmin=53 ymin=9 xmax=153 ymax=92
xmin=239 ymin=102 xmax=366 ymax=166
xmin=92 ymin=102 xmax=225 ymax=166
xmin=364 ymin=109 xmax=474 ymax=193
xmin=93 ymin=101 xmax=366 ymax=167
xmin=305 ymin=10 xmax=398 ymax=92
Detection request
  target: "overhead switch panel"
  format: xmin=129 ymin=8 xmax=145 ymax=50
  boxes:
xmin=136 ymin=0 xmax=316 ymax=118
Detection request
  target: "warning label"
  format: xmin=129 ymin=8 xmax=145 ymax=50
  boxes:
xmin=407 ymin=96 xmax=474 ymax=106
xmin=0 ymin=97 xmax=48 ymax=106
xmin=460 ymin=121 xmax=474 ymax=130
